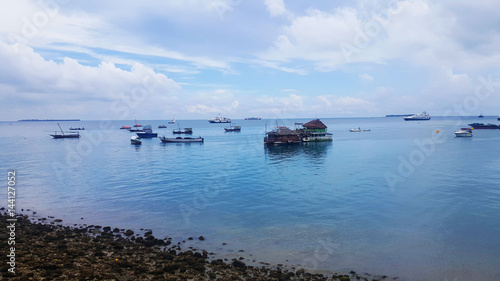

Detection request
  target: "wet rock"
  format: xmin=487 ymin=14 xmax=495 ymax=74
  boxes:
xmin=125 ymin=229 xmax=134 ymax=236
xmin=232 ymin=260 xmax=246 ymax=268
xmin=198 ymin=235 xmax=205 ymax=241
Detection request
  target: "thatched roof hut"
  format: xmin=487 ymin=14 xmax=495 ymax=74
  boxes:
xmin=302 ymin=119 xmax=327 ymax=129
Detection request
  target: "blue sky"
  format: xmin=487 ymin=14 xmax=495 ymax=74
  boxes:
xmin=1 ymin=0 xmax=500 ymax=121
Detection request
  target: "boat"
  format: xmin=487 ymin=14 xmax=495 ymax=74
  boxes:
xmin=158 ymin=125 xmax=167 ymax=128
xmin=50 ymin=123 xmax=80 ymax=139
xmin=130 ymin=136 xmax=142 ymax=145
xmin=497 ymin=115 xmax=500 ymax=121
xmin=468 ymin=123 xmax=500 ymax=129
xmin=173 ymin=128 xmax=193 ymax=134
xmin=69 ymin=127 xmax=85 ymax=130
xmin=120 ymin=126 xmax=131 ymax=130
xmin=134 ymin=119 xmax=142 ymax=127
xmin=403 ymin=112 xmax=431 ymax=121
xmin=479 ymin=113 xmax=484 ymax=118
xmin=160 ymin=136 xmax=204 ymax=143
xmin=224 ymin=123 xmax=241 ymax=132
xmin=168 ymin=116 xmax=176 ymax=124
xmin=349 ymin=128 xmax=361 ymax=132
xmin=455 ymin=128 xmax=473 ymax=137
xmin=136 ymin=125 xmax=158 ymax=138
xmin=264 ymin=119 xmax=332 ymax=144
xmin=128 ymin=128 xmax=144 ymax=132
xmin=208 ymin=114 xmax=231 ymax=123
xmin=245 ymin=117 xmax=261 ymax=120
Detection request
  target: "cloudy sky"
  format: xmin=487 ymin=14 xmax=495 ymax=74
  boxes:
xmin=1 ymin=0 xmax=500 ymax=121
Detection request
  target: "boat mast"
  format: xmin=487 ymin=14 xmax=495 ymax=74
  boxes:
xmin=57 ymin=123 xmax=65 ymax=135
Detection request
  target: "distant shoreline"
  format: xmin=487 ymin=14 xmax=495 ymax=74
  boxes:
xmin=17 ymin=119 xmax=80 ymax=122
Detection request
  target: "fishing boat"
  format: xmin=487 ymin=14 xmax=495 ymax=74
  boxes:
xmin=173 ymin=127 xmax=193 ymax=134
xmin=403 ymin=112 xmax=431 ymax=121
xmin=160 ymin=136 xmax=204 ymax=143
xmin=158 ymin=125 xmax=167 ymax=128
xmin=128 ymin=127 xmax=144 ymax=132
xmin=130 ymin=136 xmax=142 ymax=145
xmin=455 ymin=128 xmax=473 ymax=137
xmin=468 ymin=123 xmax=500 ymax=129
xmin=245 ymin=117 xmax=261 ymax=120
xmin=208 ymin=114 xmax=231 ymax=123
xmin=349 ymin=128 xmax=361 ymax=132
xmin=120 ymin=126 xmax=131 ymax=130
xmin=478 ymin=113 xmax=484 ymax=118
xmin=224 ymin=123 xmax=241 ymax=132
xmin=136 ymin=125 xmax=157 ymax=138
xmin=168 ymin=116 xmax=176 ymax=124
xmin=69 ymin=127 xmax=85 ymax=130
xmin=50 ymin=123 xmax=80 ymax=139
xmin=134 ymin=119 xmax=142 ymax=127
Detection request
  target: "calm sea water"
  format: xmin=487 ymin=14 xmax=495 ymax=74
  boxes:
xmin=1 ymin=117 xmax=500 ymax=280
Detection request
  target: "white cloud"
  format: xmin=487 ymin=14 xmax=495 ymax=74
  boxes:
xmin=359 ymin=73 xmax=374 ymax=82
xmin=264 ymin=0 xmax=292 ymax=18
xmin=0 ymin=43 xmax=180 ymax=120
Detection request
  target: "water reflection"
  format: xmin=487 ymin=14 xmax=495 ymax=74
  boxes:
xmin=264 ymin=142 xmax=332 ymax=163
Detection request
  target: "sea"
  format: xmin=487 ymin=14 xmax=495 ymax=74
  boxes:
xmin=1 ymin=116 xmax=500 ymax=280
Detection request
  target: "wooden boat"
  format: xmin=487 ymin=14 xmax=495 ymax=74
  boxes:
xmin=136 ymin=125 xmax=157 ymax=138
xmin=224 ymin=123 xmax=241 ymax=132
xmin=50 ymin=123 xmax=80 ymax=139
xmin=130 ymin=136 xmax=142 ymax=145
xmin=160 ymin=136 xmax=204 ymax=143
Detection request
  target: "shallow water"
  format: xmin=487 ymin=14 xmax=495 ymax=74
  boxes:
xmin=2 ymin=116 xmax=500 ymax=280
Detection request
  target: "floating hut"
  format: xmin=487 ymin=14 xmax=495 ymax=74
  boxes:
xmin=264 ymin=119 xmax=332 ymax=144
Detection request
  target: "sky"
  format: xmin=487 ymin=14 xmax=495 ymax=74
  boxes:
xmin=1 ymin=0 xmax=500 ymax=121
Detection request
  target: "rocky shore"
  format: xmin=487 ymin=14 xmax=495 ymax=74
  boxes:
xmin=0 ymin=211 xmax=391 ymax=280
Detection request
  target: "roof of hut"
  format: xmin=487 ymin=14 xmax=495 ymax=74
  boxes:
xmin=302 ymin=119 xmax=327 ymax=129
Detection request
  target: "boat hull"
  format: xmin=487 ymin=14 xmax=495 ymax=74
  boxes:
xmin=160 ymin=136 xmax=204 ymax=143
xmin=455 ymin=132 xmax=472 ymax=137
xmin=51 ymin=134 xmax=80 ymax=139
xmin=136 ymin=133 xmax=158 ymax=138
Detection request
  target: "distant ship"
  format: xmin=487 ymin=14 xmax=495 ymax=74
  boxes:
xmin=209 ymin=115 xmax=231 ymax=123
xmin=468 ymin=123 xmax=500 ymax=129
xmin=403 ymin=112 xmax=431 ymax=121
xmin=245 ymin=117 xmax=261 ymax=120
xmin=478 ymin=113 xmax=484 ymax=118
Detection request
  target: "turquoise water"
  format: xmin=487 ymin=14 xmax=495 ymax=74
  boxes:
xmin=1 ymin=117 xmax=500 ymax=280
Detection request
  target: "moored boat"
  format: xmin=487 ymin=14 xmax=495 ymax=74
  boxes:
xmin=120 ymin=126 xmax=131 ymax=129
xmin=468 ymin=123 xmax=500 ymax=129
xmin=134 ymin=119 xmax=142 ymax=127
xmin=160 ymin=136 xmax=204 ymax=143
xmin=173 ymin=128 xmax=193 ymax=134
xmin=245 ymin=117 xmax=261 ymax=120
xmin=50 ymin=123 xmax=81 ymax=139
xmin=168 ymin=115 xmax=176 ymax=124
xmin=224 ymin=123 xmax=241 ymax=132
xmin=69 ymin=127 xmax=85 ymax=130
xmin=497 ymin=115 xmax=500 ymax=121
xmin=130 ymin=136 xmax=142 ymax=144
xmin=404 ymin=112 xmax=431 ymax=121
xmin=349 ymin=128 xmax=361 ymax=132
xmin=455 ymin=128 xmax=473 ymax=137
xmin=136 ymin=125 xmax=158 ymax=138
xmin=158 ymin=125 xmax=167 ymax=128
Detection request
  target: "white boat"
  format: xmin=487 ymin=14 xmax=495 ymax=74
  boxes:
xmin=130 ymin=136 xmax=142 ymax=145
xmin=168 ymin=115 xmax=176 ymax=124
xmin=160 ymin=136 xmax=204 ymax=143
xmin=349 ymin=127 xmax=361 ymax=132
xmin=404 ymin=112 xmax=431 ymax=121
xmin=208 ymin=115 xmax=231 ymax=123
xmin=455 ymin=128 xmax=473 ymax=137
